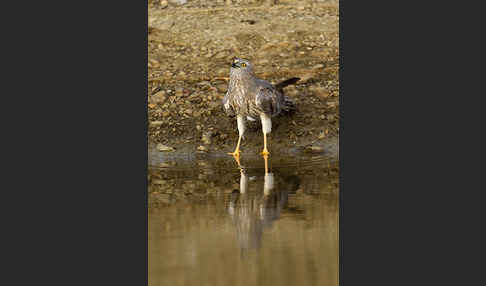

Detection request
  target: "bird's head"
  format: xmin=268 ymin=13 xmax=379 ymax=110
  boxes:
xmin=230 ymin=57 xmax=254 ymax=75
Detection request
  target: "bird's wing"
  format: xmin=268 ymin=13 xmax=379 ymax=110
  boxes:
xmin=255 ymin=87 xmax=282 ymax=116
xmin=222 ymin=91 xmax=235 ymax=116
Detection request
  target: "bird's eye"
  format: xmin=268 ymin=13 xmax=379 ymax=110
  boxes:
xmin=241 ymin=63 xmax=247 ymax=67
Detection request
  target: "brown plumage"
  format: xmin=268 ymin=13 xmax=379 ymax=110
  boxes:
xmin=222 ymin=57 xmax=299 ymax=158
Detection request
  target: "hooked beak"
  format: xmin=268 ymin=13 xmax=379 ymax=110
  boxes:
xmin=231 ymin=62 xmax=239 ymax=68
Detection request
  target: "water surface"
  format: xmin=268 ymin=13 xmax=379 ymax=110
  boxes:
xmin=149 ymin=149 xmax=339 ymax=286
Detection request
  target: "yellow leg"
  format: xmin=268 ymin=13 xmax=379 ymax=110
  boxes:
xmin=228 ymin=134 xmax=242 ymax=159
xmin=261 ymin=133 xmax=270 ymax=156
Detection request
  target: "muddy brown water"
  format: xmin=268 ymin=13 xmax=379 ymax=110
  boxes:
xmin=148 ymin=143 xmax=339 ymax=286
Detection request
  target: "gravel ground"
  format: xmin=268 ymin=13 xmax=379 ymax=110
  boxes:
xmin=148 ymin=0 xmax=339 ymax=154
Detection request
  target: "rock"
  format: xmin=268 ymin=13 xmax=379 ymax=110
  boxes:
xmin=197 ymin=145 xmax=208 ymax=152
xmin=152 ymin=179 xmax=166 ymax=185
xmin=153 ymin=193 xmax=172 ymax=204
xmin=311 ymin=87 xmax=330 ymax=98
xmin=208 ymin=101 xmax=220 ymax=111
xmin=175 ymin=87 xmax=183 ymax=96
xmin=150 ymin=121 xmax=163 ymax=127
xmin=149 ymin=59 xmax=160 ymax=68
xmin=326 ymin=101 xmax=338 ymax=108
xmin=169 ymin=0 xmax=187 ymax=5
xmin=305 ymin=146 xmax=324 ymax=153
xmin=216 ymin=84 xmax=227 ymax=92
xmin=201 ymin=131 xmax=213 ymax=145
xmin=156 ymin=143 xmax=175 ymax=152
xmin=152 ymin=90 xmax=166 ymax=103
xmin=160 ymin=0 xmax=168 ymax=8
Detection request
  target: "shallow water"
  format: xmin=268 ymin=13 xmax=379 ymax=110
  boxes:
xmin=148 ymin=148 xmax=339 ymax=286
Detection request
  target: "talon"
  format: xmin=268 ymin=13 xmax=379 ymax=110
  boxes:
xmin=228 ymin=150 xmax=241 ymax=167
xmin=260 ymin=149 xmax=270 ymax=156
xmin=228 ymin=150 xmax=241 ymax=157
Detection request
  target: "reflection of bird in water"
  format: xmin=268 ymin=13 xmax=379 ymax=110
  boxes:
xmin=227 ymin=158 xmax=300 ymax=255
xmin=222 ymin=57 xmax=299 ymax=160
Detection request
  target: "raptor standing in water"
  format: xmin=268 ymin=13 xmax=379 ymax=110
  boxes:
xmin=222 ymin=57 xmax=299 ymax=160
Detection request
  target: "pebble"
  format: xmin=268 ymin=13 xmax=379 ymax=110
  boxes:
xmin=150 ymin=121 xmax=163 ymax=127
xmin=170 ymin=0 xmax=187 ymax=5
xmin=197 ymin=145 xmax=208 ymax=152
xmin=149 ymin=59 xmax=160 ymax=68
xmin=153 ymin=179 xmax=166 ymax=185
xmin=152 ymin=90 xmax=166 ymax=103
xmin=175 ymin=87 xmax=184 ymax=96
xmin=153 ymin=193 xmax=172 ymax=204
xmin=160 ymin=0 xmax=168 ymax=8
xmin=305 ymin=146 xmax=324 ymax=153
xmin=311 ymin=87 xmax=330 ymax=98
xmin=156 ymin=143 xmax=175 ymax=152
xmin=327 ymin=101 xmax=337 ymax=108
xmin=201 ymin=131 xmax=213 ymax=145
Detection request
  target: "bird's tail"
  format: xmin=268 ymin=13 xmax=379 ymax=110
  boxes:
xmin=275 ymin=77 xmax=299 ymax=113
xmin=275 ymin=77 xmax=300 ymax=92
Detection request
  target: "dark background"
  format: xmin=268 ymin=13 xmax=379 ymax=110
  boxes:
xmin=2 ymin=0 xmax=479 ymax=285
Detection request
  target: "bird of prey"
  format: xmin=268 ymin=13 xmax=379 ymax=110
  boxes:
xmin=222 ymin=57 xmax=299 ymax=159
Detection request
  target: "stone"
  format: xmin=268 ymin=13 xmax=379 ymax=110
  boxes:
xmin=197 ymin=145 xmax=208 ymax=152
xmin=305 ymin=146 xmax=324 ymax=153
xmin=156 ymin=143 xmax=175 ymax=152
xmin=201 ymin=131 xmax=213 ymax=145
xmin=152 ymin=90 xmax=167 ymax=103
xmin=150 ymin=121 xmax=163 ymax=127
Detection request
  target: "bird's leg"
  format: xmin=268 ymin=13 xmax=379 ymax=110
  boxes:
xmin=260 ymin=114 xmax=271 ymax=156
xmin=261 ymin=133 xmax=270 ymax=156
xmin=228 ymin=134 xmax=242 ymax=159
xmin=228 ymin=115 xmax=246 ymax=160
